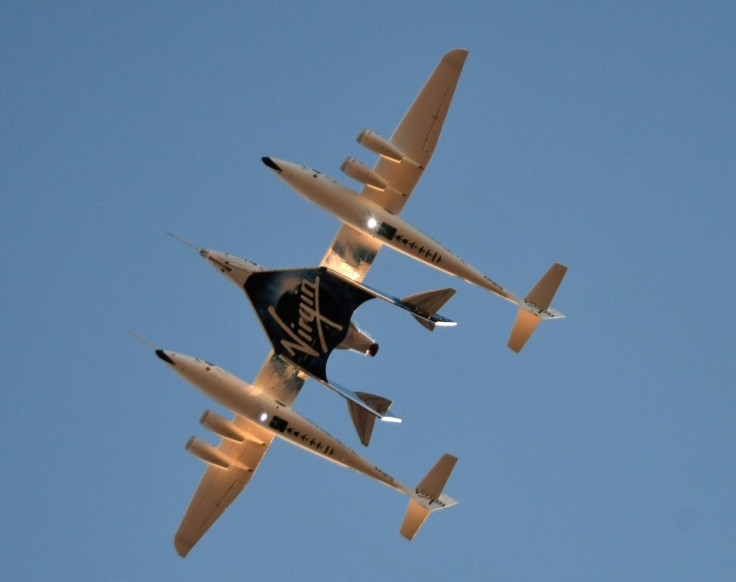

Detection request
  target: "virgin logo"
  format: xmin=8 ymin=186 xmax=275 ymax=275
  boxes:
xmin=267 ymin=276 xmax=344 ymax=358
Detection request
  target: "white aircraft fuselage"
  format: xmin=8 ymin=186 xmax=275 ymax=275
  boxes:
xmin=262 ymin=157 xmax=540 ymax=312
xmin=155 ymin=348 xmax=411 ymax=495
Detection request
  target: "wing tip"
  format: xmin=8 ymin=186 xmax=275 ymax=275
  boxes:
xmin=174 ymin=535 xmax=193 ymax=558
xmin=444 ymin=48 xmax=469 ymax=69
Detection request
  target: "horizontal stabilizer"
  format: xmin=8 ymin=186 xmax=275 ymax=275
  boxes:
xmin=347 ymin=392 xmax=393 ymax=446
xmin=400 ymin=453 xmax=458 ymax=540
xmin=401 ymin=288 xmax=457 ymax=331
xmin=508 ymin=263 xmax=567 ymax=353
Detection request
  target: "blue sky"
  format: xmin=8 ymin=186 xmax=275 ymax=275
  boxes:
xmin=2 ymin=1 xmax=735 ymax=580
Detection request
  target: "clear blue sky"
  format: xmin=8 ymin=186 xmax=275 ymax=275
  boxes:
xmin=2 ymin=2 xmax=735 ymax=580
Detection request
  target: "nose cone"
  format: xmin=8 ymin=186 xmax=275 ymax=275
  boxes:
xmin=261 ymin=156 xmax=282 ymax=172
xmin=156 ymin=349 xmax=176 ymax=365
xmin=199 ymin=248 xmax=261 ymax=288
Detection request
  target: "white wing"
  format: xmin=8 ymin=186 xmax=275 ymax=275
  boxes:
xmin=320 ymin=49 xmax=468 ymax=281
xmin=174 ymin=416 xmax=274 ymax=557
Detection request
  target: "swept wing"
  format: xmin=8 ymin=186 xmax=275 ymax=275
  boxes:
xmin=174 ymin=416 xmax=274 ymax=557
xmin=320 ymin=49 xmax=468 ymax=281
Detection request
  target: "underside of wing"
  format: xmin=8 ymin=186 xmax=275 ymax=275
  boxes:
xmin=361 ymin=49 xmax=468 ymax=215
xmin=320 ymin=224 xmax=383 ymax=282
xmin=251 ymin=350 xmax=307 ymax=407
xmin=174 ymin=416 xmax=274 ymax=557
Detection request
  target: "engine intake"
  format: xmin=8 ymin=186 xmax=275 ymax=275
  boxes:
xmin=200 ymin=410 xmax=247 ymax=443
xmin=340 ymin=157 xmax=387 ymax=191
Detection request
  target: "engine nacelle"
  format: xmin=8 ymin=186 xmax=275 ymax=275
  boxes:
xmin=340 ymin=157 xmax=388 ymax=191
xmin=186 ymin=436 xmax=245 ymax=470
xmin=336 ymin=321 xmax=379 ymax=356
xmin=200 ymin=410 xmax=247 ymax=443
xmin=356 ymin=129 xmax=407 ymax=163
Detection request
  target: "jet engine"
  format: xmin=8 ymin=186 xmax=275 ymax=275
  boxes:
xmin=336 ymin=321 xmax=379 ymax=356
xmin=185 ymin=436 xmax=248 ymax=471
xmin=340 ymin=157 xmax=387 ymax=191
xmin=356 ymin=129 xmax=408 ymax=163
xmin=200 ymin=410 xmax=247 ymax=443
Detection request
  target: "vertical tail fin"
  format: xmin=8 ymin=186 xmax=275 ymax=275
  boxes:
xmin=508 ymin=263 xmax=567 ymax=353
xmin=400 ymin=454 xmax=458 ymax=540
xmin=400 ymin=500 xmax=432 ymax=540
xmin=508 ymin=308 xmax=542 ymax=353
xmin=347 ymin=392 xmax=393 ymax=447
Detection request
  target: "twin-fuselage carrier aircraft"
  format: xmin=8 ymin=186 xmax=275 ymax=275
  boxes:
xmin=144 ymin=48 xmax=567 ymax=556
xmin=149 ymin=342 xmax=457 ymax=556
